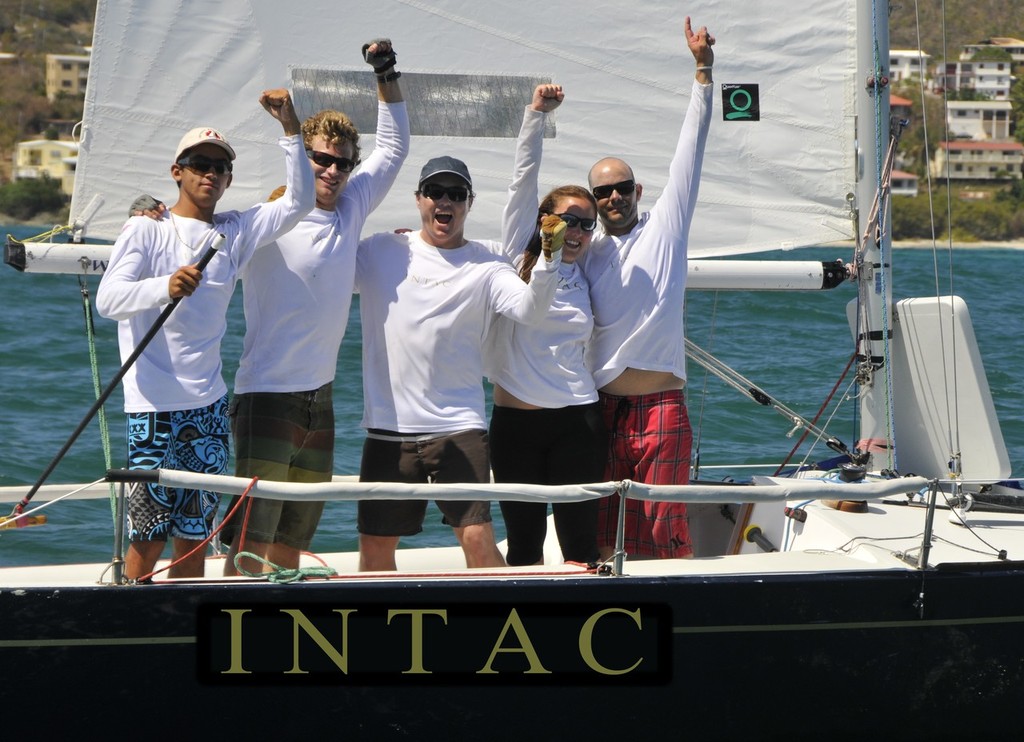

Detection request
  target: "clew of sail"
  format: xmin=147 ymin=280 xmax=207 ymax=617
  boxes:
xmin=72 ymin=0 xmax=857 ymax=257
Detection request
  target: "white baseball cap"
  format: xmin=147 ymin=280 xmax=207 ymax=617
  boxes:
xmin=174 ymin=127 xmax=236 ymax=161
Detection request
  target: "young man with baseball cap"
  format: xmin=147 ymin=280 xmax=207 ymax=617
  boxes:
xmin=97 ymin=88 xmax=314 ymax=581
xmin=353 ymin=154 xmax=564 ymax=571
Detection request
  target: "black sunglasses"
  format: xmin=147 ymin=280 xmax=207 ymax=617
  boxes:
xmin=551 ymin=212 xmax=597 ymax=232
xmin=419 ymin=184 xmax=471 ymax=202
xmin=176 ymin=155 xmax=232 ymax=175
xmin=591 ymin=179 xmax=636 ymax=200
xmin=306 ymin=149 xmax=359 ymax=173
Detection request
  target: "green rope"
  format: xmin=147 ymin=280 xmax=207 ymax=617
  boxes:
xmin=234 ymin=551 xmax=338 ymax=583
xmin=78 ymin=276 xmax=117 ymax=522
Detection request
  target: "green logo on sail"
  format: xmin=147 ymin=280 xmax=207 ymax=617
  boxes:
xmin=722 ymin=84 xmax=759 ymax=121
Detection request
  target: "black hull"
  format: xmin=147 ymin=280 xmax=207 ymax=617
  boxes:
xmin=3 ymin=566 xmax=1024 ymax=740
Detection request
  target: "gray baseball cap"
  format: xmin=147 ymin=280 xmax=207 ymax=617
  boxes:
xmin=418 ymin=155 xmax=472 ymax=188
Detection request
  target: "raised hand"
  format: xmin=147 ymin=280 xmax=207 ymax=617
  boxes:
xmin=540 ymin=214 xmax=566 ymax=261
xmin=531 ymin=83 xmax=564 ymax=113
xmin=259 ymin=88 xmax=301 ymax=136
xmin=363 ymin=38 xmax=397 ymax=73
xmin=684 ymin=16 xmax=715 ymax=68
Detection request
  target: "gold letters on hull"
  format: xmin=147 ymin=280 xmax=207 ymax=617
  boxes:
xmin=198 ymin=603 xmax=671 ymax=684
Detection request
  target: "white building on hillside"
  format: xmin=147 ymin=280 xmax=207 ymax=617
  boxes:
xmin=931 ymin=140 xmax=1024 ymax=181
xmin=962 ymin=37 xmax=1024 ymax=64
xmin=946 ymin=100 xmax=1014 ymax=140
xmin=890 ymin=49 xmax=931 ymax=83
xmin=891 ymin=170 xmax=919 ymax=197
xmin=935 ymin=60 xmax=1015 ymax=99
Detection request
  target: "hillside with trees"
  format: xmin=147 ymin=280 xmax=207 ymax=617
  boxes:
xmin=0 ymin=0 xmax=96 ymax=177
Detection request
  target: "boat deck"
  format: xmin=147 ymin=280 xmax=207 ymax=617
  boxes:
xmin=4 ymin=495 xmax=1022 ymax=588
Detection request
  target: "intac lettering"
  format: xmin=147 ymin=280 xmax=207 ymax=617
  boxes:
xmin=215 ymin=605 xmax=647 ymax=677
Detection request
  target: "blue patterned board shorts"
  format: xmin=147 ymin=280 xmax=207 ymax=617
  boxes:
xmin=125 ymin=395 xmax=229 ymax=542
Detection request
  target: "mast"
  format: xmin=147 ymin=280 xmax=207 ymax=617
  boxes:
xmin=853 ymin=0 xmax=896 ymax=472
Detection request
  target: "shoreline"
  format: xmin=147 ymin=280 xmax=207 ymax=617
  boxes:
xmin=892 ymin=239 xmax=1024 ymax=249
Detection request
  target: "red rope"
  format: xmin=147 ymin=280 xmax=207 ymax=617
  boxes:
xmin=135 ymin=476 xmax=259 ymax=582
xmin=773 ymin=352 xmax=857 ymax=476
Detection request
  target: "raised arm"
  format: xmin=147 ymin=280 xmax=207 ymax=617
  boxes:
xmin=259 ymin=87 xmax=302 ymax=136
xmin=363 ymin=38 xmax=404 ymax=104
xmin=501 ymin=83 xmax=563 ymax=261
xmin=647 ymin=18 xmax=716 ymax=243
xmin=229 ymin=89 xmax=315 ymax=256
xmin=685 ymin=16 xmax=715 ymax=85
xmin=356 ymin=38 xmax=411 ymax=213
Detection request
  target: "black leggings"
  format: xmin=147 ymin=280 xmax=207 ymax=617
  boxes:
xmin=488 ymin=403 xmax=607 ymax=565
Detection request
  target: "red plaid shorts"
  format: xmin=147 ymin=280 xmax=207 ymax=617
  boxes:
xmin=598 ymin=389 xmax=693 ymax=558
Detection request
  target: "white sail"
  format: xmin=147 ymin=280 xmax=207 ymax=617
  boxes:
xmin=72 ymin=0 xmax=857 ymax=257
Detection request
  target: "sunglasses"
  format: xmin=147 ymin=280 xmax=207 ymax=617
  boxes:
xmin=591 ymin=179 xmax=636 ymax=200
xmin=552 ymin=212 xmax=597 ymax=232
xmin=176 ymin=155 xmax=232 ymax=175
xmin=419 ymin=184 xmax=472 ymax=202
xmin=306 ymin=149 xmax=359 ymax=173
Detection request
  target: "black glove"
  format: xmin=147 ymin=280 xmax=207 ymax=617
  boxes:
xmin=362 ymin=38 xmax=397 ymax=74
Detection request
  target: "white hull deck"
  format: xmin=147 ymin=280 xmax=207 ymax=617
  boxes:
xmin=4 ymin=483 xmax=1022 ymax=589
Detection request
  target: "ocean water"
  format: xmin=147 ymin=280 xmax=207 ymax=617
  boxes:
xmin=1 ymin=222 xmax=1022 ymax=566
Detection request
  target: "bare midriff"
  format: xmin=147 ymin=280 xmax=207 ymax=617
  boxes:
xmin=598 ymin=368 xmax=684 ymax=397
xmin=492 ymin=384 xmax=544 ymax=410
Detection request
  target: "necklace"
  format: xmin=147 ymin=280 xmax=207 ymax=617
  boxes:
xmin=169 ymin=211 xmax=210 ymax=264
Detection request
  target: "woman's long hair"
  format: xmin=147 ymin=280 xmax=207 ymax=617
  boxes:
xmin=518 ymin=185 xmax=597 ymax=282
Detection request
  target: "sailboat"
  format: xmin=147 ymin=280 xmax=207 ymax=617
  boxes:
xmin=2 ymin=1 xmax=1022 ymax=739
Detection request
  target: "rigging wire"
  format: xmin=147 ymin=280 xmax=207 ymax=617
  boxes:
xmin=772 ymin=352 xmax=858 ymax=475
xmin=688 ymin=291 xmax=721 ymax=480
xmin=909 ymin=0 xmax=963 ymax=482
xmin=77 ymin=275 xmax=118 ymax=524
xmin=683 ymin=338 xmax=852 ymax=462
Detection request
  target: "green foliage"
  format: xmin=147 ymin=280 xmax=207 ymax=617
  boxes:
xmin=893 ymin=187 xmax=1024 ymax=242
xmin=1012 ymin=77 xmax=1024 ymax=146
xmin=970 ymin=47 xmax=1013 ymax=62
xmin=945 ymin=87 xmax=994 ymax=101
xmin=889 ymin=1 xmax=1021 ymax=61
xmin=892 ymin=88 xmax=947 ymax=178
xmin=994 ymin=179 xmax=1024 ymax=203
xmin=0 ymin=176 xmax=67 ymax=221
xmin=892 ymin=193 xmax=944 ymax=240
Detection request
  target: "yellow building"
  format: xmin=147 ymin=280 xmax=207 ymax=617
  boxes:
xmin=46 ymin=53 xmax=90 ymax=101
xmin=14 ymin=139 xmax=79 ymax=195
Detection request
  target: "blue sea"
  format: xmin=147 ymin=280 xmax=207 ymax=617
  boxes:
xmin=1 ymin=222 xmax=1022 ymax=566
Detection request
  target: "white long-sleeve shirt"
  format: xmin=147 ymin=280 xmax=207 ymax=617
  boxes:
xmin=355 ymin=230 xmax=561 ymax=433
xmin=580 ymin=80 xmax=714 ymax=390
xmin=234 ymin=102 xmax=410 ymax=394
xmin=484 ymin=105 xmax=598 ymax=408
xmin=96 ymin=134 xmax=314 ymax=412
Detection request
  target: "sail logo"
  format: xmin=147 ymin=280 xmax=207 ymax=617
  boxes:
xmin=722 ymin=84 xmax=759 ymax=121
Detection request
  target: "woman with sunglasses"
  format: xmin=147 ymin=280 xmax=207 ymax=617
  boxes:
xmin=485 ymin=83 xmax=607 ymax=567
